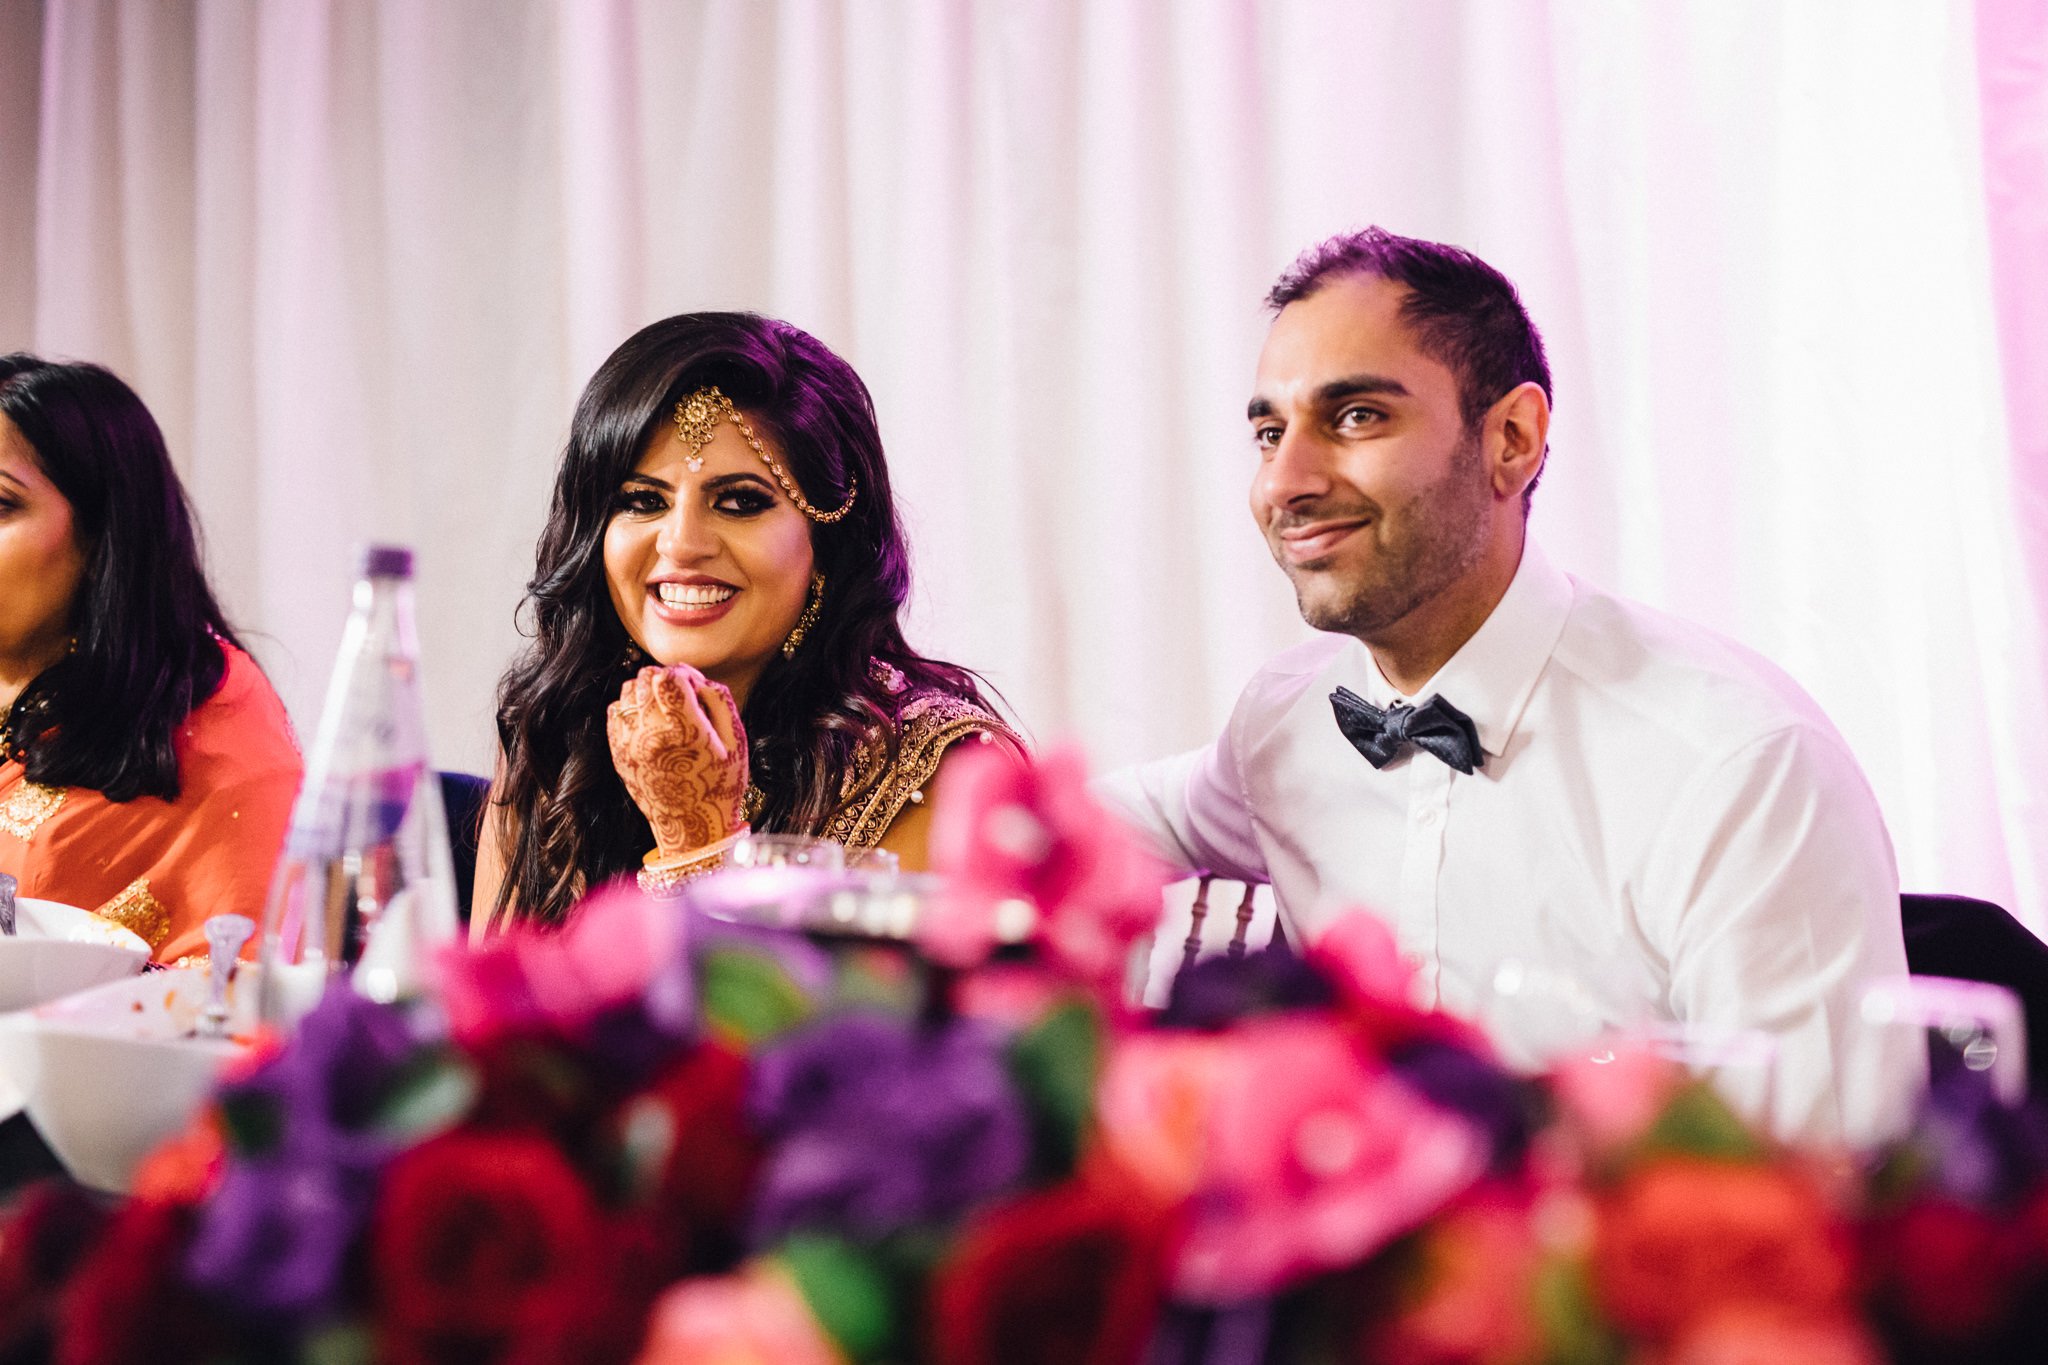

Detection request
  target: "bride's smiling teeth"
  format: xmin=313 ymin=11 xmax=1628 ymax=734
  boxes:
xmin=656 ymin=583 xmax=736 ymax=607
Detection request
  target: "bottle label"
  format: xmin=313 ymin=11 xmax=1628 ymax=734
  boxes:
xmin=285 ymin=762 xmax=429 ymax=859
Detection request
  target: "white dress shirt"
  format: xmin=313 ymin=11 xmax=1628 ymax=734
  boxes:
xmin=1101 ymin=541 xmax=1920 ymax=1146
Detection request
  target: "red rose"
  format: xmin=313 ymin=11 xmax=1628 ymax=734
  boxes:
xmin=466 ymin=1031 xmax=626 ymax=1146
xmin=1865 ymin=1198 xmax=2024 ymax=1343
xmin=56 ymin=1199 xmax=219 ymax=1365
xmin=634 ymin=1041 xmax=761 ymax=1269
xmin=0 ymin=1182 xmax=110 ymax=1355
xmin=370 ymin=1130 xmax=613 ymax=1365
xmin=1593 ymin=1156 xmax=1852 ymax=1343
xmin=930 ymin=1164 xmax=1174 ymax=1365
xmin=605 ymin=1040 xmax=763 ymax=1323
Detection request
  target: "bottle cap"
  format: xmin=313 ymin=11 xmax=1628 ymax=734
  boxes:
xmin=357 ymin=544 xmax=415 ymax=579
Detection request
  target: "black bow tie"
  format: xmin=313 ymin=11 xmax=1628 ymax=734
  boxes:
xmin=1330 ymin=687 xmax=1484 ymax=774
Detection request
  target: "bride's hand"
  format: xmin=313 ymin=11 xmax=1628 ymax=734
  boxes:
xmin=606 ymin=664 xmax=750 ymax=857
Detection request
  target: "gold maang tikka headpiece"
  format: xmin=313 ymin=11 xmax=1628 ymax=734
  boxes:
xmin=673 ymin=385 xmax=857 ymax=524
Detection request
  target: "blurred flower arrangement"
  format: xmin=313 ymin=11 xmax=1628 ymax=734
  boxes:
xmin=5 ymin=744 xmax=2048 ymax=1365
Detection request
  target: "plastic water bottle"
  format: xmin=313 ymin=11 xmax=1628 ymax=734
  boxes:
xmin=258 ymin=545 xmax=459 ymax=1027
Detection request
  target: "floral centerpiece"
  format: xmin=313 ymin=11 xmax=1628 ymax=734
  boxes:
xmin=4 ymin=746 xmax=2048 ymax=1365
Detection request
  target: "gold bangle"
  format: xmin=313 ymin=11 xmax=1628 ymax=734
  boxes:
xmin=637 ymin=825 xmax=751 ymax=898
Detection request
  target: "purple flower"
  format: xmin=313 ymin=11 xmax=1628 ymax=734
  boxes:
xmin=1158 ymin=945 xmax=1334 ymax=1031
xmin=221 ymin=982 xmax=422 ymax=1165
xmin=1386 ymin=1038 xmax=1535 ymax=1173
xmin=746 ymin=1012 xmax=1030 ymax=1244
xmin=185 ymin=985 xmax=426 ymax=1324
xmin=1912 ymin=1064 xmax=2048 ymax=1207
xmin=183 ymin=1161 xmax=370 ymax=1322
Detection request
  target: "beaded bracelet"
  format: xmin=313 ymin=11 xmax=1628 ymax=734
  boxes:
xmin=637 ymin=826 xmax=750 ymax=898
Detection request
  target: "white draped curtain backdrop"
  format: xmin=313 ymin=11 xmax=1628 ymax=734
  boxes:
xmin=3 ymin=0 xmax=2044 ymax=926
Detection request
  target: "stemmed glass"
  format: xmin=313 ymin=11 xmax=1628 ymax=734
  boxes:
xmin=1483 ymin=957 xmax=1780 ymax=1117
xmin=1862 ymin=974 xmax=2026 ymax=1105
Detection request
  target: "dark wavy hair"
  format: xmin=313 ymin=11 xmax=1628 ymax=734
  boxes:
xmin=0 ymin=355 xmax=240 ymax=801
xmin=492 ymin=313 xmax=998 ymax=928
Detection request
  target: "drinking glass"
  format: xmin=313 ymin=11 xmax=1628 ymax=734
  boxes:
xmin=844 ymin=846 xmax=901 ymax=875
xmin=726 ymin=833 xmax=846 ymax=872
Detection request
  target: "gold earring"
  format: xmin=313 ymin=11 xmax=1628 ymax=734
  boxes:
xmin=782 ymin=572 xmax=826 ymax=658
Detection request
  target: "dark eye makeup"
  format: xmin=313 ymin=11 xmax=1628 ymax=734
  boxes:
xmin=611 ymin=473 xmax=783 ymax=520
xmin=614 ymin=485 xmax=669 ymax=517
xmin=712 ymin=485 xmax=777 ymax=516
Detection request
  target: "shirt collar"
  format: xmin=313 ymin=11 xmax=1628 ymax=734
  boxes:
xmin=1356 ymin=539 xmax=1574 ymax=758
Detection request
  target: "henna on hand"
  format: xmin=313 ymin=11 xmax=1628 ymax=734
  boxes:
xmin=606 ymin=665 xmax=751 ymax=857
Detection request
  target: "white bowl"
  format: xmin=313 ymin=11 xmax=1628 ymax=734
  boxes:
xmin=0 ymin=971 xmax=247 ymax=1193
xmin=0 ymin=899 xmax=150 ymax=1012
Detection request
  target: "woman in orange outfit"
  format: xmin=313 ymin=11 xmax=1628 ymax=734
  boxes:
xmin=0 ymin=355 xmax=301 ymax=967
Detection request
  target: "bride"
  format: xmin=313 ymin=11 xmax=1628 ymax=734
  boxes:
xmin=476 ymin=313 xmax=1017 ymax=931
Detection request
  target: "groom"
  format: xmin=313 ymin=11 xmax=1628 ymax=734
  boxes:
xmin=1102 ymin=227 xmax=1917 ymax=1145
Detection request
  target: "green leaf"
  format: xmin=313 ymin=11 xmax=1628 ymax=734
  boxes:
xmin=831 ymin=943 xmax=926 ymax=1017
xmin=215 ymin=1090 xmax=284 ymax=1158
xmin=699 ymin=948 xmax=815 ymax=1045
xmin=1532 ymin=1257 xmax=1625 ymax=1365
xmin=778 ymin=1235 xmax=897 ymax=1361
xmin=616 ymin=1091 xmax=679 ymax=1203
xmin=1633 ymin=1081 xmax=1767 ymax=1163
xmin=1005 ymin=997 xmax=1102 ymax=1177
xmin=1865 ymin=1139 xmax=1934 ymax=1208
xmin=366 ymin=1049 xmax=479 ymax=1145
xmin=297 ymin=1320 xmax=375 ymax=1365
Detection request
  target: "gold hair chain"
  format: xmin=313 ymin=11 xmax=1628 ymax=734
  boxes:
xmin=673 ymin=386 xmax=857 ymax=524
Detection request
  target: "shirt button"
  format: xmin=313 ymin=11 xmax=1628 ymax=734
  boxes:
xmin=1416 ymin=807 xmax=1443 ymax=829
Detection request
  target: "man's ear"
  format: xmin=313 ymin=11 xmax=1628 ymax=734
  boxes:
xmin=1489 ymin=381 xmax=1550 ymax=502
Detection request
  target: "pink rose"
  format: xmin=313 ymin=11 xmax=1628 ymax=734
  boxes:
xmin=928 ymin=745 xmax=1168 ymax=988
xmin=635 ymin=1262 xmax=844 ymax=1365
xmin=1548 ymin=1040 xmax=1683 ymax=1154
xmin=1309 ymin=910 xmax=1496 ymax=1057
xmin=438 ymin=881 xmax=685 ymax=1046
xmin=1099 ymin=1016 xmax=1486 ymax=1301
xmin=1311 ymin=910 xmax=1416 ymax=1006
xmin=952 ymin=962 xmax=1076 ymax=1031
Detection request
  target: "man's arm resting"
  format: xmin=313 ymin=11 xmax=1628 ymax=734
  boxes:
xmin=1095 ymin=741 xmax=1269 ymax=886
xmin=1646 ymin=724 xmax=1922 ymax=1147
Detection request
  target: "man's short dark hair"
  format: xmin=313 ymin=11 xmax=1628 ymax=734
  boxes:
xmin=1267 ymin=227 xmax=1552 ymax=439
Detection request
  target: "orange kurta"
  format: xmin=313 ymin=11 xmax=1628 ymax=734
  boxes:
xmin=0 ymin=644 xmax=302 ymax=965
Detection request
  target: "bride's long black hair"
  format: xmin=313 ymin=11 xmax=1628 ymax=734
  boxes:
xmin=492 ymin=313 xmax=996 ymax=928
xmin=0 ymin=355 xmax=242 ymax=801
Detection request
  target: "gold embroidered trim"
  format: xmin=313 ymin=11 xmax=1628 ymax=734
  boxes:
xmin=167 ymin=953 xmax=211 ymax=972
xmin=0 ymin=781 xmax=65 ymax=840
xmin=820 ymin=689 xmax=1019 ymax=851
xmin=94 ymin=877 xmax=172 ymax=952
